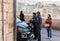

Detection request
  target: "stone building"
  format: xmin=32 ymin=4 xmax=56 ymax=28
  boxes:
xmin=0 ymin=0 xmax=15 ymax=41
xmin=17 ymin=2 xmax=60 ymax=30
xmin=0 ymin=0 xmax=60 ymax=41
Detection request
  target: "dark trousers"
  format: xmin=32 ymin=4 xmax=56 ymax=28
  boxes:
xmin=33 ymin=28 xmax=37 ymax=38
xmin=37 ymin=30 xmax=41 ymax=41
xmin=33 ymin=28 xmax=41 ymax=41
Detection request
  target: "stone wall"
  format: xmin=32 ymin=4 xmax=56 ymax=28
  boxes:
xmin=25 ymin=15 xmax=60 ymax=30
xmin=0 ymin=0 xmax=2 ymax=41
xmin=42 ymin=19 xmax=60 ymax=30
xmin=0 ymin=0 xmax=14 ymax=41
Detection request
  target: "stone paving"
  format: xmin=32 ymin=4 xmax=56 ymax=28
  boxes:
xmin=41 ymin=28 xmax=60 ymax=41
xmin=30 ymin=28 xmax=60 ymax=41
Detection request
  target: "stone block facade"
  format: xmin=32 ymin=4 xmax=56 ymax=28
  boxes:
xmin=24 ymin=15 xmax=60 ymax=30
xmin=0 ymin=0 xmax=2 ymax=41
xmin=0 ymin=0 xmax=14 ymax=41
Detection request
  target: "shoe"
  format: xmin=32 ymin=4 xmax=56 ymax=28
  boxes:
xmin=50 ymin=38 xmax=52 ymax=41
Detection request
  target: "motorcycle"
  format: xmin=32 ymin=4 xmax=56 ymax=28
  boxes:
xmin=16 ymin=18 xmax=34 ymax=41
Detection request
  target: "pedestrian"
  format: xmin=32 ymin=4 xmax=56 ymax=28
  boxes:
xmin=45 ymin=14 xmax=52 ymax=40
xmin=36 ymin=11 xmax=42 ymax=41
xmin=31 ymin=12 xmax=37 ymax=40
xmin=19 ymin=10 xmax=25 ymax=21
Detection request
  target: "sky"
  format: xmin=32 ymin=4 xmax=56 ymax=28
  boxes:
xmin=17 ymin=0 xmax=60 ymax=5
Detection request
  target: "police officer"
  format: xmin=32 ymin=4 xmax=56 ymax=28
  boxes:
xmin=36 ymin=11 xmax=42 ymax=41
xmin=32 ymin=12 xmax=37 ymax=39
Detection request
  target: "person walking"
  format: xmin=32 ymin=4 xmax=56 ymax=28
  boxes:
xmin=45 ymin=14 xmax=52 ymax=40
xmin=36 ymin=11 xmax=42 ymax=41
xmin=19 ymin=10 xmax=25 ymax=21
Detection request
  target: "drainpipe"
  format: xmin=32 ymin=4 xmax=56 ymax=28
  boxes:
xmin=2 ymin=0 xmax=4 ymax=41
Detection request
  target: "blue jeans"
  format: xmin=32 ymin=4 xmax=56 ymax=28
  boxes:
xmin=47 ymin=27 xmax=52 ymax=38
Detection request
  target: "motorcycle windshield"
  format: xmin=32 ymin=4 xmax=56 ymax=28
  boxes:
xmin=16 ymin=18 xmax=28 ymax=29
xmin=16 ymin=17 xmax=21 ymax=23
xmin=16 ymin=22 xmax=28 ymax=28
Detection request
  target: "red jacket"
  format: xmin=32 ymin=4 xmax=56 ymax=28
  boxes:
xmin=45 ymin=18 xmax=52 ymax=27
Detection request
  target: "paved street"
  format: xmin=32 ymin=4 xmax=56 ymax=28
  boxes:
xmin=41 ymin=28 xmax=60 ymax=41
xmin=31 ymin=28 xmax=60 ymax=41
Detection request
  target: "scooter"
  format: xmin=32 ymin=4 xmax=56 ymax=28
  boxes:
xmin=16 ymin=18 xmax=34 ymax=41
xmin=17 ymin=23 xmax=34 ymax=41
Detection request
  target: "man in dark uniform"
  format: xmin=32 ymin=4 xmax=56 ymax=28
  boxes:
xmin=32 ymin=12 xmax=37 ymax=39
xmin=36 ymin=11 xmax=42 ymax=41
